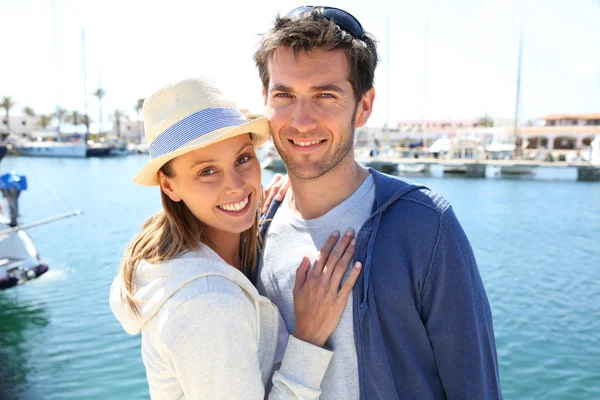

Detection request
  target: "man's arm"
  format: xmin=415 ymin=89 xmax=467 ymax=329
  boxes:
xmin=421 ymin=206 xmax=503 ymax=399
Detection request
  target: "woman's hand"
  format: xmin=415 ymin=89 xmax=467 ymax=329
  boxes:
xmin=292 ymin=230 xmax=362 ymax=347
xmin=262 ymin=174 xmax=290 ymax=213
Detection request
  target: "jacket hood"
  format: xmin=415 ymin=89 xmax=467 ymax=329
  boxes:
xmin=368 ymin=168 xmax=428 ymax=216
xmin=110 ymin=245 xmax=263 ymax=335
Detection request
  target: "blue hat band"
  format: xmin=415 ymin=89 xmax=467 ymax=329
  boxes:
xmin=149 ymin=107 xmax=247 ymax=159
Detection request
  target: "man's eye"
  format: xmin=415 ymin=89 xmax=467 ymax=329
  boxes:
xmin=274 ymin=93 xmax=291 ymax=98
xmin=237 ymin=155 xmax=251 ymax=165
xmin=318 ymin=93 xmax=335 ymax=99
xmin=199 ymin=168 xmax=216 ymax=177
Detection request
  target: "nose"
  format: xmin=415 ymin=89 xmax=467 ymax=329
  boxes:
xmin=289 ymin=98 xmax=318 ymax=133
xmin=224 ymin=167 xmax=245 ymax=194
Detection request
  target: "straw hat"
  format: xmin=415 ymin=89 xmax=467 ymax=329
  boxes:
xmin=133 ymin=77 xmax=270 ymax=186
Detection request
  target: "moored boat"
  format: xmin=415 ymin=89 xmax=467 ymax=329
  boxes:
xmin=15 ymin=141 xmax=87 ymax=158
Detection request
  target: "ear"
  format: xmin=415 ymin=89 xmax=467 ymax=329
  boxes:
xmin=354 ymin=87 xmax=376 ymax=128
xmin=158 ymin=171 xmax=182 ymax=202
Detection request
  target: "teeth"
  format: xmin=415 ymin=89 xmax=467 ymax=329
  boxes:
xmin=218 ymin=195 xmax=249 ymax=212
xmin=292 ymin=140 xmax=322 ymax=147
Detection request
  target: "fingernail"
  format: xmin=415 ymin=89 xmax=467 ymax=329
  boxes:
xmin=332 ymin=231 xmax=340 ymax=237
xmin=354 ymin=261 xmax=362 ymax=269
xmin=351 ymin=239 xmax=356 ymax=246
xmin=345 ymin=230 xmax=353 ymax=236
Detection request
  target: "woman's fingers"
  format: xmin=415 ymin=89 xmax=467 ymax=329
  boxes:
xmin=321 ymin=230 xmax=354 ymax=280
xmin=310 ymin=231 xmax=340 ymax=277
xmin=338 ymin=261 xmax=362 ymax=300
xmin=329 ymin=238 xmax=356 ymax=290
xmin=293 ymin=256 xmax=311 ymax=296
xmin=262 ymin=174 xmax=284 ymax=213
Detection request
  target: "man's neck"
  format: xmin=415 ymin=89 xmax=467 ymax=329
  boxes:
xmin=288 ymin=157 xmax=370 ymax=220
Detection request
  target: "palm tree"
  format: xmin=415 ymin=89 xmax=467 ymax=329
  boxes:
xmin=23 ymin=106 xmax=35 ymax=117
xmin=113 ymin=109 xmax=125 ymax=140
xmin=38 ymin=114 xmax=53 ymax=130
xmin=55 ymin=108 xmax=68 ymax=137
xmin=81 ymin=114 xmax=91 ymax=141
xmin=1 ymin=96 xmax=16 ymax=134
xmin=66 ymin=110 xmax=81 ymax=134
xmin=134 ymin=98 xmax=144 ymax=142
xmin=93 ymin=88 xmax=106 ymax=136
xmin=477 ymin=114 xmax=494 ymax=128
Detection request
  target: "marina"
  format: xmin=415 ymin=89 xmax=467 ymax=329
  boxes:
xmin=0 ymin=154 xmax=598 ymax=399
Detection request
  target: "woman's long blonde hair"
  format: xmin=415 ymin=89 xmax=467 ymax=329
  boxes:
xmin=119 ymin=160 xmax=259 ymax=316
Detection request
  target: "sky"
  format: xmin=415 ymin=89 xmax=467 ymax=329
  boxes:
xmin=0 ymin=0 xmax=599 ymax=131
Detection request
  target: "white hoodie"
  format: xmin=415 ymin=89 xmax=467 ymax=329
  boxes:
xmin=110 ymin=245 xmax=333 ymax=399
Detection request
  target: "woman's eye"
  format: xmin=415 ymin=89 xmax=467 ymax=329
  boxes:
xmin=237 ymin=155 xmax=251 ymax=165
xmin=199 ymin=168 xmax=216 ymax=177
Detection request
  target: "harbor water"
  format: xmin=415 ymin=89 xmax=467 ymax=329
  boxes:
xmin=0 ymin=155 xmax=598 ymax=399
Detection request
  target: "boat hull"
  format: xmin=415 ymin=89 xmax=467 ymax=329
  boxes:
xmin=16 ymin=143 xmax=87 ymax=158
xmin=0 ymin=217 xmax=49 ymax=290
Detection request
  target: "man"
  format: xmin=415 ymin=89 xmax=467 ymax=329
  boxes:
xmin=254 ymin=6 xmax=502 ymax=399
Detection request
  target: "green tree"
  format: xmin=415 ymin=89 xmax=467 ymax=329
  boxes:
xmin=477 ymin=114 xmax=494 ymax=128
xmin=55 ymin=108 xmax=68 ymax=136
xmin=81 ymin=114 xmax=91 ymax=141
xmin=38 ymin=114 xmax=53 ymax=130
xmin=66 ymin=110 xmax=81 ymax=134
xmin=134 ymin=98 xmax=144 ymax=140
xmin=1 ymin=96 xmax=16 ymax=134
xmin=23 ymin=106 xmax=35 ymax=117
xmin=93 ymin=88 xmax=106 ymax=136
xmin=112 ymin=109 xmax=125 ymax=140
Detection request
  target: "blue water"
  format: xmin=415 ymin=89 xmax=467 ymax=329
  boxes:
xmin=0 ymin=155 xmax=598 ymax=399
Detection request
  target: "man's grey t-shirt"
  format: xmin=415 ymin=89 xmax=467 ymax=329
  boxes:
xmin=258 ymin=174 xmax=375 ymax=399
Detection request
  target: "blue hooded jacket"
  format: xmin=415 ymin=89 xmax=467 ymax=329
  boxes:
xmin=258 ymin=169 xmax=503 ymax=400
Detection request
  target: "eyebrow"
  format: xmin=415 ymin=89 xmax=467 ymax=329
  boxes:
xmin=269 ymin=83 xmax=345 ymax=93
xmin=311 ymin=84 xmax=345 ymax=93
xmin=189 ymin=141 xmax=253 ymax=169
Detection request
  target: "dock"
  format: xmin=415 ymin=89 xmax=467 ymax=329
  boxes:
xmin=357 ymin=157 xmax=600 ymax=182
xmin=261 ymin=154 xmax=600 ymax=182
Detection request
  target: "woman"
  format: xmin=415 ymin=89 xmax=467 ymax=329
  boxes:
xmin=109 ymin=77 xmax=362 ymax=399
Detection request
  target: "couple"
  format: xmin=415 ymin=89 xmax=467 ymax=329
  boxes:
xmin=110 ymin=6 xmax=502 ymax=400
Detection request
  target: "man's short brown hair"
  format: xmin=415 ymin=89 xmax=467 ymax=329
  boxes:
xmin=254 ymin=9 xmax=379 ymax=103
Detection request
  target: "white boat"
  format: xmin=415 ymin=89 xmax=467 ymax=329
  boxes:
xmin=397 ymin=163 xmax=429 ymax=174
xmin=591 ymin=136 xmax=600 ymax=166
xmin=0 ymin=215 xmax=48 ymax=290
xmin=15 ymin=141 xmax=87 ymax=158
xmin=0 ymin=171 xmax=81 ymax=290
xmin=486 ymin=137 xmax=516 ymax=160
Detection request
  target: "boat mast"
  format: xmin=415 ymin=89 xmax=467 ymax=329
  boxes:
xmin=51 ymin=0 xmax=61 ymax=142
xmin=82 ymin=30 xmax=89 ymax=141
xmin=385 ymin=16 xmax=390 ymax=131
xmin=513 ymin=29 xmax=524 ymax=159
xmin=422 ymin=17 xmax=429 ymax=154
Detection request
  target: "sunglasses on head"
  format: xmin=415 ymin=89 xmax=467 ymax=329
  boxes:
xmin=285 ymin=6 xmax=366 ymax=40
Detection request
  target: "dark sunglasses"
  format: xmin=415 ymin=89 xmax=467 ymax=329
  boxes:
xmin=285 ymin=6 xmax=366 ymax=40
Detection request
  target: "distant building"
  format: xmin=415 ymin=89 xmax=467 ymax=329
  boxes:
xmin=109 ymin=116 xmax=143 ymax=142
xmin=541 ymin=113 xmax=600 ymax=127
xmin=397 ymin=119 xmax=481 ymax=131
xmin=0 ymin=115 xmax=39 ymax=137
